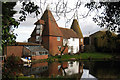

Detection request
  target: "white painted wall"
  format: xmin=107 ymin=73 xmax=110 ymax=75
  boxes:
xmin=66 ymin=38 xmax=79 ymax=54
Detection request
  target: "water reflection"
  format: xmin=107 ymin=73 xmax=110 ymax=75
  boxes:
xmin=22 ymin=61 xmax=120 ymax=79
xmin=23 ymin=61 xmax=84 ymax=78
xmin=84 ymin=61 xmax=120 ymax=79
xmin=81 ymin=69 xmax=97 ymax=80
xmin=23 ymin=62 xmax=48 ymax=77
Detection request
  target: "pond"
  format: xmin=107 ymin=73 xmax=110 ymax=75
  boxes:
xmin=22 ymin=60 xmax=120 ymax=79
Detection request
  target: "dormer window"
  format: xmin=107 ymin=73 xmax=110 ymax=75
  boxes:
xmin=36 ymin=30 xmax=40 ymax=34
xmin=36 ymin=24 xmax=43 ymax=29
xmin=36 ymin=25 xmax=40 ymax=29
xmin=36 ymin=36 xmax=40 ymax=41
xmin=36 ymin=24 xmax=43 ymax=36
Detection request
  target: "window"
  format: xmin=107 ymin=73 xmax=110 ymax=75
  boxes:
xmin=36 ymin=36 xmax=40 ymax=41
xmin=36 ymin=52 xmax=39 ymax=55
xmin=39 ymin=52 xmax=42 ymax=55
xmin=57 ymin=37 xmax=60 ymax=41
xmin=40 ymin=25 xmax=43 ymax=29
xmin=36 ymin=30 xmax=40 ymax=34
xmin=36 ymin=25 xmax=40 ymax=29
xmin=43 ymin=52 xmax=45 ymax=55
xmin=45 ymin=52 xmax=48 ymax=55
xmin=36 ymin=24 xmax=43 ymax=29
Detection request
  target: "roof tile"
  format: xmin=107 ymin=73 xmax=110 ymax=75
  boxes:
xmin=41 ymin=9 xmax=63 ymax=37
xmin=59 ymin=27 xmax=79 ymax=39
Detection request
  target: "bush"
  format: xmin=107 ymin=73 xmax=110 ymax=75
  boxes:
xmin=2 ymin=55 xmax=23 ymax=79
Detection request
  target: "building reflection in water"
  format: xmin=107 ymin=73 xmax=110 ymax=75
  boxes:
xmin=23 ymin=61 xmax=83 ymax=78
xmin=23 ymin=62 xmax=49 ymax=78
xmin=22 ymin=61 xmax=120 ymax=79
xmin=48 ymin=61 xmax=83 ymax=78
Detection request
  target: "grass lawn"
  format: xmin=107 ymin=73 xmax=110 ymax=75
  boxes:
xmin=80 ymin=52 xmax=112 ymax=59
xmin=33 ymin=52 xmax=113 ymax=63
xmin=51 ymin=52 xmax=112 ymax=59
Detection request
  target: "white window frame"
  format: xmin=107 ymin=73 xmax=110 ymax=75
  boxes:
xmin=57 ymin=37 xmax=60 ymax=41
xmin=36 ymin=25 xmax=40 ymax=29
xmin=36 ymin=36 xmax=40 ymax=41
xmin=36 ymin=30 xmax=40 ymax=34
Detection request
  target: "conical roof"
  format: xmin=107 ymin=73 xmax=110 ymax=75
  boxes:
xmin=71 ymin=19 xmax=83 ymax=38
xmin=40 ymin=9 xmax=63 ymax=37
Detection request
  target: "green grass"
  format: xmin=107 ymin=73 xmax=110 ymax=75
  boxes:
xmin=80 ymin=52 xmax=112 ymax=59
xmin=32 ymin=52 xmax=113 ymax=63
xmin=50 ymin=52 xmax=112 ymax=59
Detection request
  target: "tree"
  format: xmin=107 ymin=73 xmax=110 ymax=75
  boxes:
xmin=85 ymin=2 xmax=120 ymax=33
xmin=2 ymin=2 xmax=40 ymax=59
xmin=2 ymin=1 xmax=120 ymax=49
xmin=2 ymin=2 xmax=19 ymax=46
xmin=2 ymin=2 xmax=40 ymax=47
xmin=58 ymin=43 xmax=67 ymax=57
xmin=37 ymin=1 xmax=120 ymax=32
xmin=2 ymin=54 xmax=23 ymax=78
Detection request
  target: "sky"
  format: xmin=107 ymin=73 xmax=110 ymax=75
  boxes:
xmin=13 ymin=0 xmax=104 ymax=42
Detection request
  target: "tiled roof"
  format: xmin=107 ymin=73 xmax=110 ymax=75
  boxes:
xmin=40 ymin=9 xmax=63 ymax=37
xmin=26 ymin=46 xmax=48 ymax=52
xmin=14 ymin=42 xmax=40 ymax=46
xmin=59 ymin=27 xmax=79 ymax=39
xmin=71 ymin=19 xmax=83 ymax=38
xmin=34 ymin=20 xmax=45 ymax=25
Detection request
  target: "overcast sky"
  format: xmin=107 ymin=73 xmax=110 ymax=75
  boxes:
xmin=13 ymin=0 xmax=104 ymax=42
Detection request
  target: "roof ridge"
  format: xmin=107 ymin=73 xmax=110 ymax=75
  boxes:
xmin=40 ymin=9 xmax=63 ymax=36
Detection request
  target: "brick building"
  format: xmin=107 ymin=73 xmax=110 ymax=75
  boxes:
xmin=4 ymin=42 xmax=48 ymax=60
xmin=28 ymin=8 xmax=84 ymax=56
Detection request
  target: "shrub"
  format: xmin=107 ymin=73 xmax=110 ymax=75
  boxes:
xmin=2 ymin=55 xmax=23 ymax=79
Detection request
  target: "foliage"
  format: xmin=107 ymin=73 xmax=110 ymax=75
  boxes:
xmin=2 ymin=2 xmax=40 ymax=47
xmin=45 ymin=52 xmax=113 ymax=62
xmin=94 ymin=31 xmax=117 ymax=53
xmin=2 ymin=55 xmax=23 ymax=79
xmin=19 ymin=2 xmax=40 ymax=21
xmin=85 ymin=2 xmax=120 ymax=33
xmin=2 ymin=2 xmax=19 ymax=46
xmin=116 ymin=34 xmax=120 ymax=53
xmin=58 ymin=44 xmax=67 ymax=57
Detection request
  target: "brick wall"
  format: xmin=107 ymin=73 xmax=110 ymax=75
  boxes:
xmin=32 ymin=62 xmax=48 ymax=68
xmin=5 ymin=46 xmax=23 ymax=58
xmin=49 ymin=36 xmax=63 ymax=56
xmin=28 ymin=36 xmax=36 ymax=43
xmin=42 ymin=36 xmax=49 ymax=50
xmin=48 ymin=62 xmax=68 ymax=77
xmin=32 ymin=55 xmax=48 ymax=60
xmin=48 ymin=62 xmax=61 ymax=77
xmin=23 ymin=47 xmax=31 ymax=56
